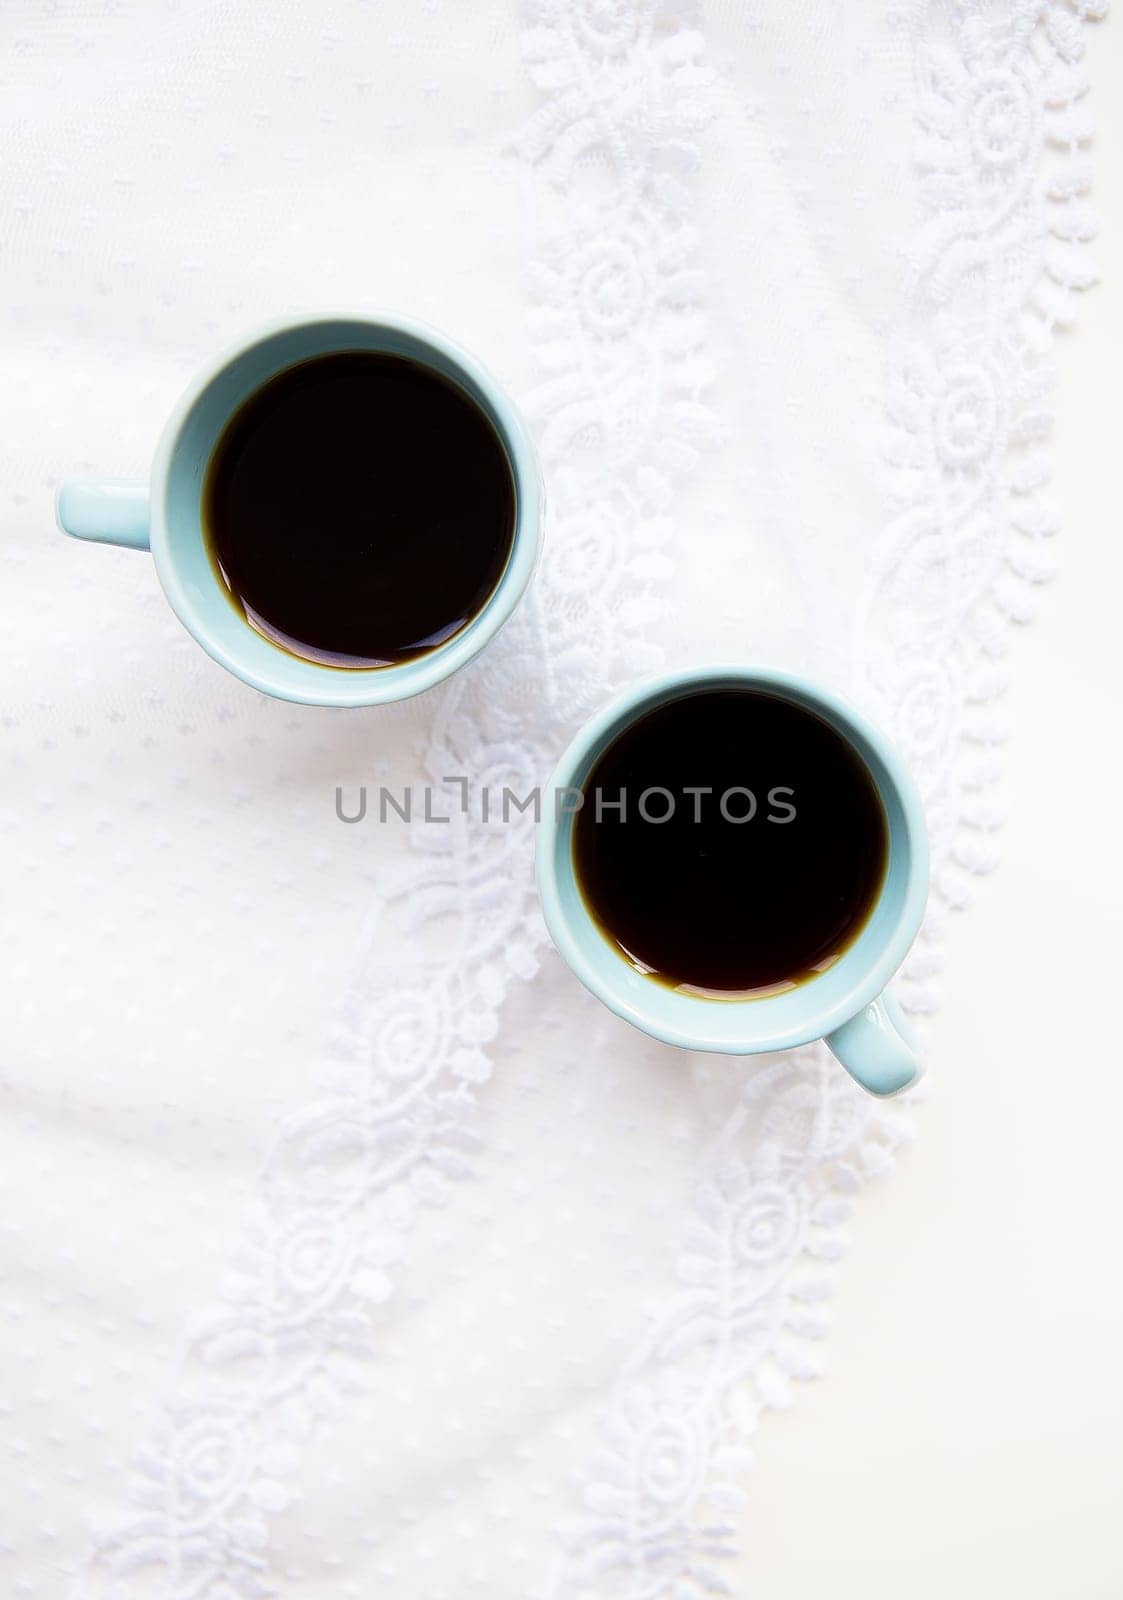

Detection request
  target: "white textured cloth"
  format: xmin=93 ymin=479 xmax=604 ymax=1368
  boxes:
xmin=0 ymin=2 xmax=1106 ymax=1596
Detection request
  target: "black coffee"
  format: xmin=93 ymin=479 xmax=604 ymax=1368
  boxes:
xmin=572 ymin=690 xmax=888 ymax=998
xmin=204 ymin=352 xmax=516 ymax=668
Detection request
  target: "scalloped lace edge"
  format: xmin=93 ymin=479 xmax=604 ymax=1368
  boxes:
xmin=539 ymin=4 xmax=1106 ymax=1595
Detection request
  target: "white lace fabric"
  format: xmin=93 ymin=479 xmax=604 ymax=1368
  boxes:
xmin=0 ymin=2 xmax=1106 ymax=1597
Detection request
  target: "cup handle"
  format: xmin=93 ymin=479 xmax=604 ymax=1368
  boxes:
xmin=825 ymin=990 xmax=923 ymax=1098
xmin=56 ymin=479 xmax=150 ymax=552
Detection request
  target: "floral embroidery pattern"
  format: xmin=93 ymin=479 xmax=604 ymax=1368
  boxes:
xmin=543 ymin=2 xmax=1105 ymax=1594
xmin=861 ymin=0 xmax=1106 ymax=999
xmin=543 ymin=1049 xmax=910 ymax=1598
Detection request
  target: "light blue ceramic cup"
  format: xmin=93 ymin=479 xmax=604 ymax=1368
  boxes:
xmin=537 ymin=665 xmax=929 ymax=1097
xmin=56 ymin=314 xmax=542 ymax=706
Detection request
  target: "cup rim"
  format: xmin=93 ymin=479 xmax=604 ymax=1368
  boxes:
xmin=148 ymin=311 xmax=541 ymax=707
xmin=535 ymin=664 xmax=930 ymax=1054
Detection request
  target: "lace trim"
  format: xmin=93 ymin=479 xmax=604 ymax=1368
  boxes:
xmin=542 ymin=2 xmax=1105 ymax=1594
xmin=860 ymin=0 xmax=1106 ymax=1000
xmin=70 ymin=2 xmax=717 ymax=1594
